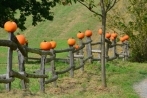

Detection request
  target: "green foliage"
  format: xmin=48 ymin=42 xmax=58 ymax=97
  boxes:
xmin=107 ymin=0 xmax=147 ymax=62
xmin=0 ymin=0 xmax=60 ymax=30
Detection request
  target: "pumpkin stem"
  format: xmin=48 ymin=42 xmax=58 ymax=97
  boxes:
xmin=17 ymin=33 xmax=20 ymax=35
xmin=43 ymin=40 xmax=46 ymax=42
xmin=79 ymin=31 xmax=81 ymax=33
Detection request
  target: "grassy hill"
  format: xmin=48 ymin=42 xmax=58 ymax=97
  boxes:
xmin=0 ymin=3 xmax=101 ymax=63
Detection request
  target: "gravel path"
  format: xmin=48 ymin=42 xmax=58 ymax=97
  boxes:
xmin=134 ymin=79 xmax=147 ymax=98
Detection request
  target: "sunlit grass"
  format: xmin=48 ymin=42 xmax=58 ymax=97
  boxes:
xmin=0 ymin=59 xmax=147 ymax=98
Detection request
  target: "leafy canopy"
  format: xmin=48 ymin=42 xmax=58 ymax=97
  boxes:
xmin=107 ymin=0 xmax=147 ymax=62
xmin=0 ymin=0 xmax=60 ymax=30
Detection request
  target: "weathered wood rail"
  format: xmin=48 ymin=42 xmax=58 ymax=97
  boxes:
xmin=0 ymin=33 xmax=129 ymax=92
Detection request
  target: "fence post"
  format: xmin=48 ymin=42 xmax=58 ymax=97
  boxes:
xmin=124 ymin=41 xmax=129 ymax=60
xmin=112 ymin=39 xmax=117 ymax=57
xmin=105 ymin=39 xmax=109 ymax=62
xmin=25 ymin=42 xmax=28 ymax=63
xmin=86 ymin=36 xmax=92 ymax=63
xmin=99 ymin=34 xmax=102 ymax=61
xmin=17 ymin=49 xmax=27 ymax=89
xmin=79 ymin=39 xmax=84 ymax=72
xmin=50 ymin=49 xmax=57 ymax=87
xmin=40 ymin=54 xmax=46 ymax=92
xmin=69 ymin=46 xmax=74 ymax=78
xmin=97 ymin=34 xmax=102 ymax=62
xmin=126 ymin=41 xmax=129 ymax=58
xmin=6 ymin=33 xmax=13 ymax=91
xmin=122 ymin=42 xmax=125 ymax=61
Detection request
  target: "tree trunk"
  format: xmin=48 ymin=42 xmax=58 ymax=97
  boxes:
xmin=101 ymin=1 xmax=107 ymax=87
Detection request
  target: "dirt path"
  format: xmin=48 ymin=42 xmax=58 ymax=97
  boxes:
xmin=134 ymin=79 xmax=147 ymax=98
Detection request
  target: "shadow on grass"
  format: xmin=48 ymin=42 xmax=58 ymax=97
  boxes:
xmin=26 ymin=60 xmax=41 ymax=64
xmin=139 ymin=70 xmax=147 ymax=75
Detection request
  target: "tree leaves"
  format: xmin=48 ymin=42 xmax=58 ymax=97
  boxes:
xmin=0 ymin=0 xmax=60 ymax=30
xmin=107 ymin=0 xmax=147 ymax=62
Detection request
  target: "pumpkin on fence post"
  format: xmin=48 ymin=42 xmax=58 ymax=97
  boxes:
xmin=67 ymin=38 xmax=75 ymax=78
xmin=110 ymin=36 xmax=115 ymax=41
xmin=85 ymin=29 xmax=93 ymax=63
xmin=67 ymin=38 xmax=76 ymax=46
xmin=50 ymin=40 xmax=57 ymax=49
xmin=123 ymin=35 xmax=129 ymax=40
xmin=74 ymin=44 xmax=79 ymax=49
xmin=98 ymin=28 xmax=102 ymax=35
xmin=110 ymin=32 xmax=117 ymax=41
xmin=111 ymin=32 xmax=117 ymax=38
xmin=120 ymin=37 xmax=125 ymax=42
xmin=4 ymin=21 xmax=18 ymax=91
xmin=85 ymin=29 xmax=92 ymax=37
xmin=4 ymin=21 xmax=17 ymax=33
xmin=77 ymin=31 xmax=85 ymax=39
xmin=105 ymin=32 xmax=111 ymax=39
xmin=16 ymin=33 xmax=26 ymax=45
xmin=110 ymin=32 xmax=117 ymax=57
xmin=40 ymin=40 xmax=51 ymax=50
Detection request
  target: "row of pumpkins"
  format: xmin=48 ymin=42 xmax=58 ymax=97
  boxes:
xmin=4 ymin=21 xmax=129 ymax=51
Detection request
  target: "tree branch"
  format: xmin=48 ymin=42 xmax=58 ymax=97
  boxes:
xmin=100 ymin=0 xmax=106 ymax=13
xmin=106 ymin=0 xmax=119 ymax=13
xmin=77 ymin=0 xmax=103 ymax=17
xmin=106 ymin=0 xmax=111 ymax=11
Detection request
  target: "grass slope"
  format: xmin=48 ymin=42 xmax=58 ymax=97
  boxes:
xmin=0 ymin=3 xmax=101 ymax=63
xmin=0 ymin=1 xmax=146 ymax=98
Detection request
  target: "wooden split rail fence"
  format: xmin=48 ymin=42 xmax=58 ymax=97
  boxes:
xmin=0 ymin=33 xmax=129 ymax=92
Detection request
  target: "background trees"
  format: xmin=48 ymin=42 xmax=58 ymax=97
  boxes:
xmin=107 ymin=0 xmax=147 ymax=62
xmin=0 ymin=0 xmax=59 ymax=30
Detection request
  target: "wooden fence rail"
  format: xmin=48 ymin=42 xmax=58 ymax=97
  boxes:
xmin=0 ymin=33 xmax=129 ymax=92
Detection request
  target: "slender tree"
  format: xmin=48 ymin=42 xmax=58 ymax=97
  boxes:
xmin=64 ymin=0 xmax=119 ymax=87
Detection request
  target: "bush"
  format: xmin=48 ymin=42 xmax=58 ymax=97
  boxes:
xmin=107 ymin=0 xmax=147 ymax=62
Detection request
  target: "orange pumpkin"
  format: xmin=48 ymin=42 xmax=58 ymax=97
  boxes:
xmin=85 ymin=29 xmax=92 ymax=37
xmin=123 ymin=35 xmax=129 ymax=40
xmin=98 ymin=28 xmax=102 ymax=35
xmin=120 ymin=37 xmax=125 ymax=42
xmin=111 ymin=32 xmax=117 ymax=38
xmin=110 ymin=36 xmax=115 ymax=41
xmin=105 ymin=32 xmax=111 ymax=38
xmin=50 ymin=40 xmax=57 ymax=49
xmin=74 ymin=44 xmax=79 ymax=49
xmin=40 ymin=40 xmax=51 ymax=50
xmin=67 ymin=38 xmax=76 ymax=46
xmin=77 ymin=31 xmax=85 ymax=39
xmin=4 ymin=21 xmax=17 ymax=33
xmin=16 ymin=34 xmax=26 ymax=45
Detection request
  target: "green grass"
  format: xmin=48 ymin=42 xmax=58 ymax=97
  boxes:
xmin=0 ymin=1 xmax=146 ymax=98
xmin=0 ymin=59 xmax=147 ymax=98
